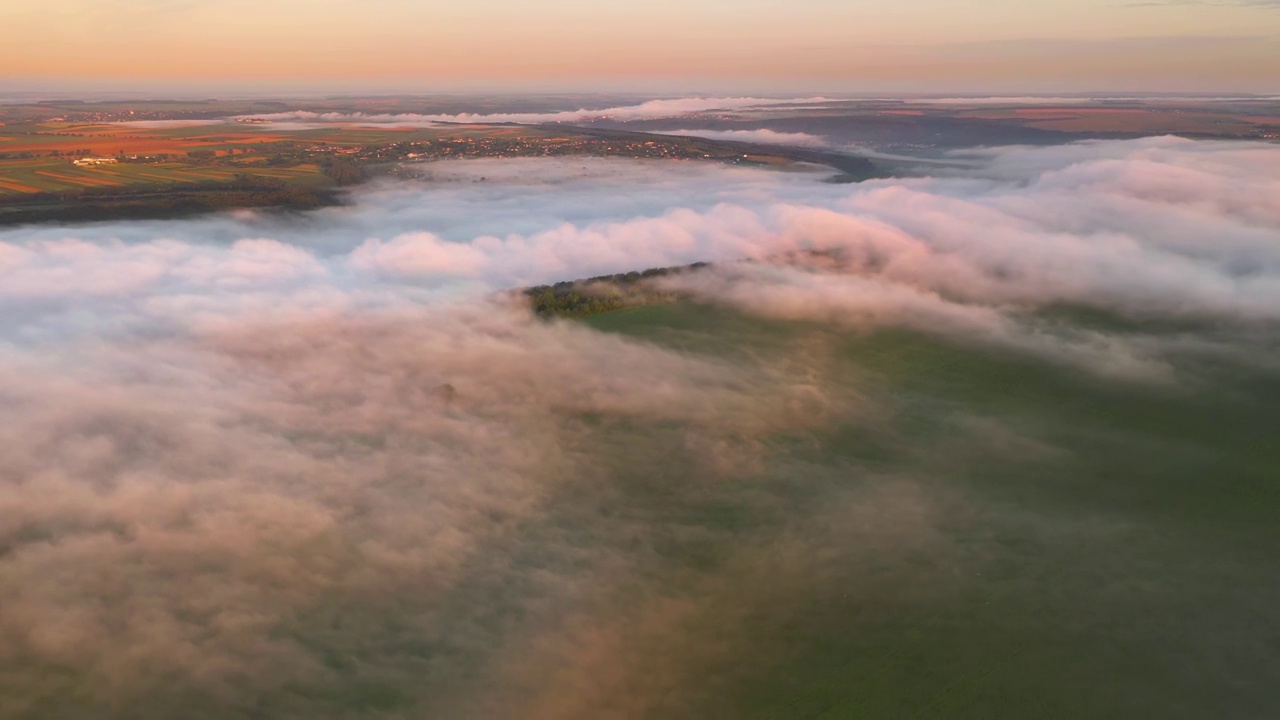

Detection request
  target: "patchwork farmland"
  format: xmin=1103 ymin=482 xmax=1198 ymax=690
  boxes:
xmin=0 ymin=120 xmax=550 ymax=195
xmin=0 ymin=121 xmax=350 ymax=195
xmin=0 ymin=157 xmax=327 ymax=195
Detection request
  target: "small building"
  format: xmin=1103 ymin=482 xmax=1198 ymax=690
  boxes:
xmin=73 ymin=157 xmax=118 ymax=166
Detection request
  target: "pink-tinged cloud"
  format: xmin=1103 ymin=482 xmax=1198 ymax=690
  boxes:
xmin=0 ymin=137 xmax=1278 ymax=716
xmin=237 ymin=97 xmax=831 ymax=125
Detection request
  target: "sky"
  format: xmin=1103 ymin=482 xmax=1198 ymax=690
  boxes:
xmin=1 ymin=0 xmax=1278 ymax=93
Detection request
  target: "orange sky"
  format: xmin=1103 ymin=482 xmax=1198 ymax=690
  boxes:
xmin=2 ymin=0 xmax=1277 ymax=92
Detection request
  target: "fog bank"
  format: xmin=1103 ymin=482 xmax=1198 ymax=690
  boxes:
xmin=2 ymin=136 xmax=1278 ymax=718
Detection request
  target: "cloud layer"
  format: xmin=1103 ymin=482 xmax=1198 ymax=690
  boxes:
xmin=237 ymin=96 xmax=831 ymax=125
xmin=655 ymin=128 xmax=834 ymax=148
xmin=1 ymin=136 xmax=1278 ymax=717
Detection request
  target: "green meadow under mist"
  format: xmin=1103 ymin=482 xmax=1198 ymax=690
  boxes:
xmin=7 ymin=300 xmax=1279 ymax=720
xmin=40 ymin=301 xmax=1280 ymax=717
xmin=574 ymin=302 xmax=1280 ymax=719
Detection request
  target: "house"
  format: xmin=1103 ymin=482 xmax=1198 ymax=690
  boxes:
xmin=73 ymin=157 xmax=118 ymax=166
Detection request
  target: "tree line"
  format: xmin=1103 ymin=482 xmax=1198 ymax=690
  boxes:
xmin=524 ymin=263 xmax=708 ymax=317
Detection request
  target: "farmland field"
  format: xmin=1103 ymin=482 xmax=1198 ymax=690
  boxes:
xmin=0 ymin=157 xmax=326 ymax=194
xmin=0 ymin=121 xmax=319 ymax=194
xmin=0 ymin=120 xmax=568 ymax=196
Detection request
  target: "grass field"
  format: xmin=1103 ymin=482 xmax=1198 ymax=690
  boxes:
xmin=0 ymin=156 xmax=327 ymax=194
xmin=565 ymin=302 xmax=1280 ymax=719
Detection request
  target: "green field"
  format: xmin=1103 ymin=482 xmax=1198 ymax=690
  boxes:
xmin=540 ymin=302 xmax=1280 ymax=719
xmin=0 ymin=157 xmax=327 ymax=194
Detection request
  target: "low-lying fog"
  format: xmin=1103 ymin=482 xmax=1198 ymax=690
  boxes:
xmin=2 ymin=136 xmax=1278 ymax=719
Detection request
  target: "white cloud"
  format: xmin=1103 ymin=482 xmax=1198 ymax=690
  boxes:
xmin=237 ymin=96 xmax=832 ymax=125
xmin=655 ymin=128 xmax=834 ymax=148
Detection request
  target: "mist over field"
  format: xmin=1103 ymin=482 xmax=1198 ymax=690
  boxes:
xmin=235 ymin=97 xmax=833 ymax=126
xmin=2 ymin=138 xmax=1279 ymax=719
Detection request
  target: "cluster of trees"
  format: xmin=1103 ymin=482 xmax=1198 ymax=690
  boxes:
xmin=0 ymin=149 xmax=97 ymax=159
xmin=120 ymin=153 xmax=177 ymax=163
xmin=322 ymin=159 xmax=365 ymax=185
xmin=527 ymin=289 xmax=630 ymax=317
xmin=524 ymin=263 xmax=708 ymax=317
